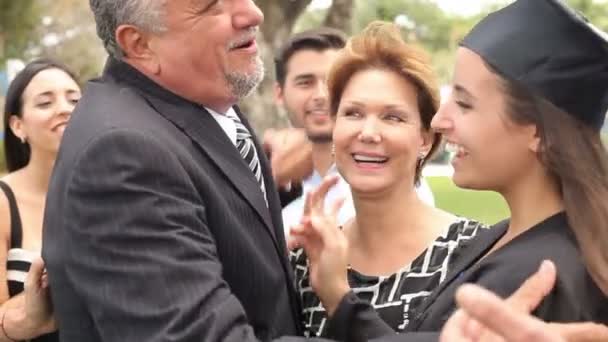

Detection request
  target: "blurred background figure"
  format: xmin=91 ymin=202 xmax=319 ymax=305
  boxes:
xmin=273 ymin=28 xmax=355 ymax=235
xmin=0 ymin=58 xmax=80 ymax=342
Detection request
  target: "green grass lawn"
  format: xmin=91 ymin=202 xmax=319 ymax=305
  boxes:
xmin=428 ymin=176 xmax=509 ymax=225
xmin=430 ymin=134 xmax=604 ymax=225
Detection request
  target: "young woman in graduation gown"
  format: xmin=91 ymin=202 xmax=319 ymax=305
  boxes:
xmin=289 ymin=0 xmax=608 ymax=341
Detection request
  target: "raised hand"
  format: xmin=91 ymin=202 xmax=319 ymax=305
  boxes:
xmin=263 ymin=128 xmax=313 ymax=187
xmin=288 ymin=175 xmax=350 ymax=316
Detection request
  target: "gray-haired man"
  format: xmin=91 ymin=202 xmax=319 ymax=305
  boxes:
xmin=42 ymin=1 xmax=323 ymax=341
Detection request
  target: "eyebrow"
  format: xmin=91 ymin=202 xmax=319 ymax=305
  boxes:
xmin=190 ymin=0 xmax=211 ymax=8
xmin=292 ymin=74 xmax=315 ymax=81
xmin=34 ymin=89 xmax=80 ymax=98
xmin=453 ymin=84 xmax=476 ymax=101
xmin=188 ymin=0 xmax=213 ymax=13
xmin=343 ymin=100 xmax=415 ymax=116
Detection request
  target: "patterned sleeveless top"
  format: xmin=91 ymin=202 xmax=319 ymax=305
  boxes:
xmin=291 ymin=218 xmax=486 ymax=337
xmin=0 ymin=181 xmax=59 ymax=342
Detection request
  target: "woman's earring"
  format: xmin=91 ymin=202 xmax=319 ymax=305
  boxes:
xmin=20 ymin=136 xmax=27 ymax=144
xmin=417 ymin=152 xmax=426 ymax=167
xmin=331 ymin=144 xmax=336 ymax=157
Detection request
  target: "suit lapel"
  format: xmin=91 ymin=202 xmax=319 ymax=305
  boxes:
xmin=233 ymin=107 xmax=286 ymax=245
xmin=145 ymin=96 xmax=277 ymax=243
xmin=410 ymin=220 xmax=508 ymax=330
xmin=235 ymin=108 xmax=303 ymax=325
xmin=148 ymin=96 xmax=306 ymax=328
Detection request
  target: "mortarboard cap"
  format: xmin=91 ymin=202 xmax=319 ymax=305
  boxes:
xmin=462 ymin=0 xmax=608 ymax=130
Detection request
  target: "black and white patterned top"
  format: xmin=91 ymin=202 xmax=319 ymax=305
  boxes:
xmin=290 ymin=218 xmax=486 ymax=337
xmin=0 ymin=181 xmax=60 ymax=342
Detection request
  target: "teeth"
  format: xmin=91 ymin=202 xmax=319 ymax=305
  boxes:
xmin=308 ymin=107 xmax=329 ymax=115
xmin=445 ymin=142 xmax=467 ymax=155
xmin=353 ymin=154 xmax=388 ymax=163
xmin=229 ymin=38 xmax=254 ymax=49
xmin=445 ymin=142 xmax=458 ymax=153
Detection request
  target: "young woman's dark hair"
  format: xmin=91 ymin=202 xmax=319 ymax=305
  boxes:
xmin=496 ymin=72 xmax=608 ymax=293
xmin=3 ymin=58 xmax=79 ymax=172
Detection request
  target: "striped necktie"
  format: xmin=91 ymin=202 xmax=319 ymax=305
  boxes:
xmin=226 ymin=111 xmax=267 ymax=205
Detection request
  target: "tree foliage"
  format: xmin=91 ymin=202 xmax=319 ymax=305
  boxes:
xmin=0 ymin=0 xmax=41 ymax=64
xmin=240 ymin=0 xmax=355 ymax=133
xmin=566 ymin=0 xmax=608 ymax=29
xmin=33 ymin=0 xmax=105 ymax=83
xmin=2 ymin=0 xmax=606 ymax=133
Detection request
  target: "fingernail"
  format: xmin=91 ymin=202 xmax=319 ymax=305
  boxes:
xmin=540 ymin=260 xmax=555 ymax=273
xmin=455 ymin=284 xmax=476 ymax=305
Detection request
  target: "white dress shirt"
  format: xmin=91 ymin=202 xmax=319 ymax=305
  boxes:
xmin=206 ymin=107 xmax=237 ymax=146
xmin=282 ymin=164 xmax=355 ymax=238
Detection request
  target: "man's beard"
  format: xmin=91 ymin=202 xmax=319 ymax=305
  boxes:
xmin=225 ymin=55 xmax=264 ymax=100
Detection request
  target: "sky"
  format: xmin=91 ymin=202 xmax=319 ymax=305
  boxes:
xmin=309 ymin=0 xmax=504 ymax=16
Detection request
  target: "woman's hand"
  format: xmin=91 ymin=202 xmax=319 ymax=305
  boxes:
xmin=288 ymin=176 xmax=350 ymax=316
xmin=23 ymin=257 xmax=56 ymax=335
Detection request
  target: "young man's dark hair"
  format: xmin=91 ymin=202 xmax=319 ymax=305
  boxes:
xmin=274 ymin=27 xmax=347 ymax=87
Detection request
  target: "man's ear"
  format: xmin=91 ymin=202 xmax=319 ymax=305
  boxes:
xmin=274 ymin=82 xmax=285 ymax=107
xmin=115 ymin=24 xmax=161 ymax=75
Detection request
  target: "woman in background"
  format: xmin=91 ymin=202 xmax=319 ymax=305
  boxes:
xmin=0 ymin=58 xmax=81 ymax=341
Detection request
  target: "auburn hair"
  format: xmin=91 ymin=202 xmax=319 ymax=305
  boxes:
xmin=327 ymin=21 xmax=441 ymax=184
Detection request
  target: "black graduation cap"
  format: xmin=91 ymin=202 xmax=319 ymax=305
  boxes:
xmin=461 ymin=0 xmax=608 ymax=130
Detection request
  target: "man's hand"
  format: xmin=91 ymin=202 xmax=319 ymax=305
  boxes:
xmin=263 ymin=128 xmax=313 ymax=187
xmin=440 ymin=260 xmax=608 ymax=342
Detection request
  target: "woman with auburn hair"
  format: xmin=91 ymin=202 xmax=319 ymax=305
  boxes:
xmin=289 ymin=21 xmax=486 ymax=337
xmin=291 ymin=1 xmax=608 ymax=341
xmin=0 ymin=58 xmax=80 ymax=341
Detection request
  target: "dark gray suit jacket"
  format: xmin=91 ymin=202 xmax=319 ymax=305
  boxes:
xmin=42 ymin=58 xmax=320 ymax=342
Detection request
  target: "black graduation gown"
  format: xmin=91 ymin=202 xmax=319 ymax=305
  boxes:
xmin=325 ymin=212 xmax=608 ymax=342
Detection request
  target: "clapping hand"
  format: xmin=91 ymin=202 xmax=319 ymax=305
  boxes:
xmin=440 ymin=260 xmax=608 ymax=342
xmin=263 ymin=128 xmax=313 ymax=187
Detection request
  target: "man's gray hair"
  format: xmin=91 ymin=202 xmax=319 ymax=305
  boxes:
xmin=89 ymin=0 xmax=167 ymax=59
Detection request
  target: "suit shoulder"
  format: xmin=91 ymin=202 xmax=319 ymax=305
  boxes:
xmin=73 ymin=79 xmax=157 ymax=129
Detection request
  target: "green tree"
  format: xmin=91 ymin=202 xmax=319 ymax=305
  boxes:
xmin=351 ymin=0 xmax=459 ymax=84
xmin=0 ymin=0 xmax=41 ymax=64
xmin=33 ymin=0 xmax=105 ymax=83
xmin=241 ymin=0 xmax=355 ymax=133
xmin=354 ymin=0 xmax=451 ymax=49
xmin=566 ymin=0 xmax=608 ymax=30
